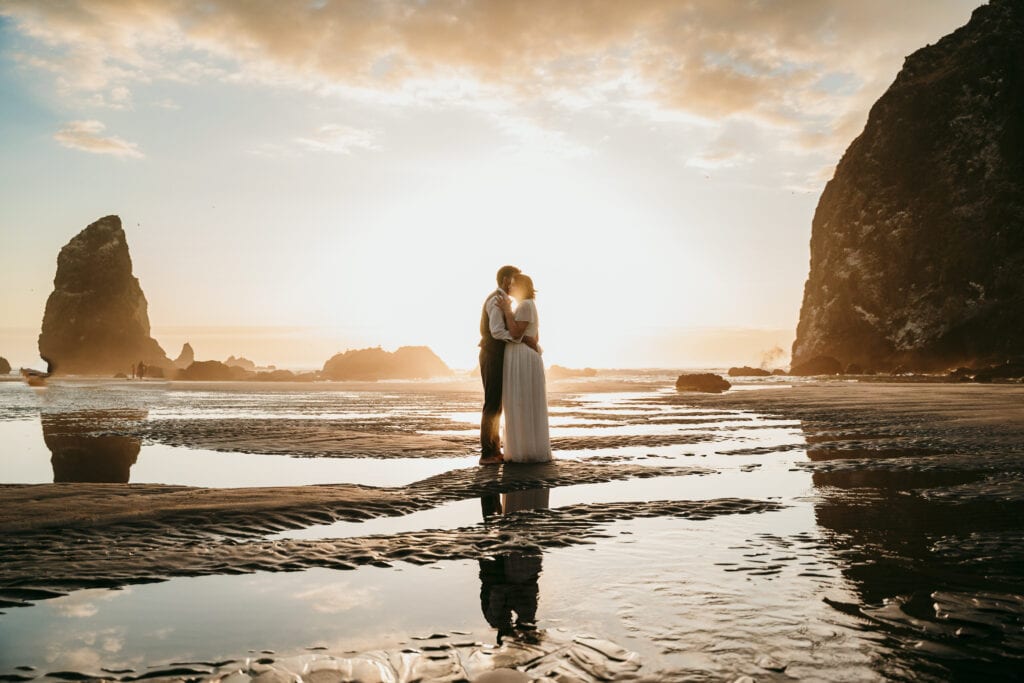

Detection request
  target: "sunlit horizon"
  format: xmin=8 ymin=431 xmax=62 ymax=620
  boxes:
xmin=0 ymin=322 xmax=794 ymax=373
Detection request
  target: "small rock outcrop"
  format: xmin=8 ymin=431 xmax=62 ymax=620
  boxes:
xmin=172 ymin=343 xmax=195 ymax=369
xmin=38 ymin=216 xmax=170 ymax=375
xmin=321 ymin=346 xmax=452 ymax=381
xmin=792 ymin=1 xmax=1024 ymax=373
xmin=178 ymin=360 xmax=251 ymax=381
xmin=548 ymin=365 xmax=598 ymax=380
xmin=789 ymin=355 xmax=843 ymax=376
xmin=225 ymin=355 xmax=257 ymax=371
xmin=970 ymin=360 xmax=1024 ymax=383
xmin=0 ymin=357 xmax=10 ymax=375
xmin=727 ymin=366 xmax=771 ymax=377
xmin=675 ymin=373 xmax=730 ymax=393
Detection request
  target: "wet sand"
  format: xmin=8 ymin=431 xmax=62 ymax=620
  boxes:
xmin=1 ymin=378 xmax=1022 ymax=680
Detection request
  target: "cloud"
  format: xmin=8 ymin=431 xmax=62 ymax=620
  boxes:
xmin=294 ymin=124 xmax=379 ymax=154
xmin=52 ymin=120 xmax=144 ymax=158
xmin=2 ymin=2 xmax=979 ymax=121
xmin=7 ymin=0 xmax=981 ymax=185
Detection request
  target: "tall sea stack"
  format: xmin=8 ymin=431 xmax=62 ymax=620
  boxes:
xmin=792 ymin=0 xmax=1024 ymax=373
xmin=39 ymin=215 xmax=170 ymax=375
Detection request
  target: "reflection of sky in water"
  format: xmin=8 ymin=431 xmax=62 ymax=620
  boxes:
xmin=0 ymin=565 xmax=492 ymax=675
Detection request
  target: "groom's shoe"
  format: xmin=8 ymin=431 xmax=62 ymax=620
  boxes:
xmin=479 ymin=453 xmax=503 ymax=465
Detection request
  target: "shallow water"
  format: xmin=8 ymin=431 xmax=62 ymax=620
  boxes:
xmin=1 ymin=378 xmax=1022 ymax=680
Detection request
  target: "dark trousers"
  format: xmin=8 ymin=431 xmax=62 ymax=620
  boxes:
xmin=479 ymin=343 xmax=505 ymax=457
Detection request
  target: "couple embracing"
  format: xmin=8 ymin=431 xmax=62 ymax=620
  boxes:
xmin=478 ymin=265 xmax=552 ymax=465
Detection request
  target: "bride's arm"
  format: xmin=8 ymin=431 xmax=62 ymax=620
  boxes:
xmin=499 ymin=298 xmax=530 ymax=339
xmin=500 ymin=300 xmax=540 ymax=351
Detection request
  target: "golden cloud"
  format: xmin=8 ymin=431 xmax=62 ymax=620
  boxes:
xmin=6 ymin=1 xmax=979 ymax=149
xmin=52 ymin=119 xmax=144 ymax=158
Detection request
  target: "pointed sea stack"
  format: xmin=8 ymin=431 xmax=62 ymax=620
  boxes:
xmin=173 ymin=342 xmax=195 ymax=369
xmin=793 ymin=0 xmax=1024 ymax=373
xmin=39 ymin=215 xmax=170 ymax=375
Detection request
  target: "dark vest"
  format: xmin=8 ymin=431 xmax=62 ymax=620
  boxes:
xmin=479 ymin=291 xmax=505 ymax=351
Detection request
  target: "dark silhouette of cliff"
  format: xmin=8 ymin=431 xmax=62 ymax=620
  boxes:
xmin=793 ymin=0 xmax=1024 ymax=372
xmin=38 ymin=216 xmax=170 ymax=375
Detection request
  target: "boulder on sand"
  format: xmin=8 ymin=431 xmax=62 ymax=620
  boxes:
xmin=0 ymin=357 xmax=10 ymax=375
xmin=675 ymin=373 xmax=731 ymax=393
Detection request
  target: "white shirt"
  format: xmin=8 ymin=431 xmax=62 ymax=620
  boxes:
xmin=486 ymin=288 xmax=521 ymax=343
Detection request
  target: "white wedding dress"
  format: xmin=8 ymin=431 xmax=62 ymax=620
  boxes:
xmin=502 ymin=299 xmax=552 ymax=462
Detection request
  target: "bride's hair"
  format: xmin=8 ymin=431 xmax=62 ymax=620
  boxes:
xmin=516 ymin=274 xmax=537 ymax=300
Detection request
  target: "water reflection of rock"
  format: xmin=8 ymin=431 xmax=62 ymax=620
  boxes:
xmin=804 ymin=428 xmax=1024 ymax=678
xmin=42 ymin=411 xmax=147 ymax=483
xmin=480 ymin=488 xmax=548 ymax=644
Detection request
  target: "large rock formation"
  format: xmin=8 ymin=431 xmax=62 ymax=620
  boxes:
xmin=0 ymin=357 xmax=10 ymax=375
xmin=793 ymin=1 xmax=1024 ymax=373
xmin=321 ymin=346 xmax=453 ymax=381
xmin=39 ymin=216 xmax=170 ymax=375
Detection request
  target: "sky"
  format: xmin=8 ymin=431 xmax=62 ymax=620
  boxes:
xmin=0 ymin=0 xmax=984 ymax=370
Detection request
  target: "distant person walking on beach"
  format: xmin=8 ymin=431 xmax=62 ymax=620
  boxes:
xmin=478 ymin=266 xmax=550 ymax=465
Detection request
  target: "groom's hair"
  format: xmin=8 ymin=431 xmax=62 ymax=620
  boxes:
xmin=496 ymin=265 xmax=521 ymax=287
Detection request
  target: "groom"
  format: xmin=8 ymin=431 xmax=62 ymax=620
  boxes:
xmin=478 ymin=265 xmax=522 ymax=465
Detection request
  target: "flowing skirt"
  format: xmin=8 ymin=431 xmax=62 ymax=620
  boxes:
xmin=502 ymin=343 xmax=552 ymax=462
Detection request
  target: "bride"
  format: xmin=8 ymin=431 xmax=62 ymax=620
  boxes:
xmin=498 ymin=274 xmax=552 ymax=463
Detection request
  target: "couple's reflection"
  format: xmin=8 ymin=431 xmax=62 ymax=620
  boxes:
xmin=41 ymin=410 xmax=146 ymax=483
xmin=479 ymin=488 xmax=549 ymax=644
